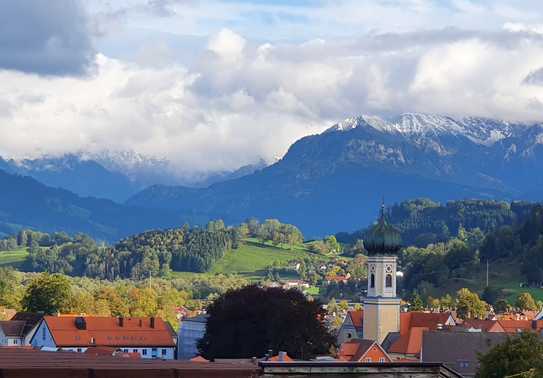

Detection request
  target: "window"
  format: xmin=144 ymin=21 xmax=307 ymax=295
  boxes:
xmin=347 ymin=333 xmax=352 ymax=339
xmin=133 ymin=349 xmax=138 ymax=353
xmin=370 ymin=274 xmax=375 ymax=288
xmin=77 ymin=348 xmax=82 ymax=353
xmin=385 ymin=274 xmax=393 ymax=288
xmin=162 ymin=349 xmax=167 ymax=356
xmin=42 ymin=327 xmax=46 ymax=340
xmin=379 ymin=357 xmax=385 ymax=363
xmin=365 ymin=358 xmax=372 ymax=362
xmin=142 ymin=349 xmax=147 ymax=356
xmin=458 ymin=360 xmax=470 ymax=368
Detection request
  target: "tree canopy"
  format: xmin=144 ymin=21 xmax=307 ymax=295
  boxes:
xmin=198 ymin=285 xmax=335 ymax=360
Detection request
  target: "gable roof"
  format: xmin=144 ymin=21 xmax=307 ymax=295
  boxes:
xmin=0 ymin=321 xmax=26 ymax=337
xmin=388 ymin=312 xmax=455 ymax=356
xmin=10 ymin=312 xmax=43 ymax=336
xmin=348 ymin=310 xmax=364 ymax=329
xmin=497 ymin=319 xmax=536 ymax=333
xmin=338 ymin=339 xmax=391 ymax=362
xmin=42 ymin=316 xmax=176 ymax=347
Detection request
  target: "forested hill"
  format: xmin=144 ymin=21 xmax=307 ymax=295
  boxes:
xmin=480 ymin=204 xmax=543 ymax=284
xmin=0 ymin=168 xmax=186 ymax=241
xmin=336 ymin=199 xmax=536 ymax=246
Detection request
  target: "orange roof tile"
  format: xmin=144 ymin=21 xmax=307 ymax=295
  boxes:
xmin=497 ymin=319 xmax=533 ymax=333
xmin=42 ymin=316 xmax=176 ymax=347
xmin=389 ymin=312 xmax=454 ymax=356
xmin=348 ymin=310 xmax=364 ymax=329
xmin=462 ymin=319 xmax=504 ymax=332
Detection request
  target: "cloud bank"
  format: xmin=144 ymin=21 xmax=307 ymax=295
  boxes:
xmin=2 ymin=1 xmax=543 ymax=174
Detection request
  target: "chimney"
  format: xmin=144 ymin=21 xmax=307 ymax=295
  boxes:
xmin=150 ymin=317 xmax=155 ymax=328
xmin=278 ymin=351 xmax=287 ymax=361
xmin=119 ymin=317 xmax=124 ymax=327
xmin=75 ymin=317 xmax=86 ymax=330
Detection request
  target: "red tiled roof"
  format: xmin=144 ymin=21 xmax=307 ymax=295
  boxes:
xmin=338 ymin=339 xmax=374 ymax=361
xmin=348 ymin=310 xmax=364 ymax=329
xmin=462 ymin=319 xmax=504 ymax=332
xmin=497 ymin=319 xmax=533 ymax=333
xmin=389 ymin=312 xmax=454 ymax=356
xmin=338 ymin=339 xmax=391 ymax=362
xmin=42 ymin=316 xmax=176 ymax=347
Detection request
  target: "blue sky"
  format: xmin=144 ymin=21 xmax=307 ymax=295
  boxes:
xmin=1 ymin=0 xmax=543 ymax=176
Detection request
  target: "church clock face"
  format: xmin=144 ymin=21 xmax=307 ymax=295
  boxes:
xmin=370 ymin=265 xmax=376 ymax=273
xmin=385 ymin=264 xmax=393 ymax=273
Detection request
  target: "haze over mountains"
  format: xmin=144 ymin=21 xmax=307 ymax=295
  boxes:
xmin=1 ymin=113 xmax=542 ymax=239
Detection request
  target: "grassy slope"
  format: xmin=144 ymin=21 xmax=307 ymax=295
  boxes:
xmin=210 ymin=240 xmax=315 ymax=280
xmin=0 ymin=248 xmax=28 ymax=268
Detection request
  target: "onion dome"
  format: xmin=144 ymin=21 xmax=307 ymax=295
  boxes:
xmin=364 ymin=202 xmax=402 ymax=255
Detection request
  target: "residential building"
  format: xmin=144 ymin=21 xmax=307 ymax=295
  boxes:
xmin=362 ymin=204 xmax=402 ymax=344
xmin=337 ymin=339 xmax=391 ymax=362
xmin=421 ymin=330 xmax=509 ymax=377
xmin=0 ymin=321 xmax=26 ymax=346
xmin=30 ymin=315 xmax=176 ymax=360
xmin=178 ymin=314 xmax=208 ymax=360
xmin=337 ymin=310 xmax=363 ymax=344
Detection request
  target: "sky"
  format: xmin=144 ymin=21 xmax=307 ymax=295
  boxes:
xmin=1 ymin=0 xmax=543 ymax=175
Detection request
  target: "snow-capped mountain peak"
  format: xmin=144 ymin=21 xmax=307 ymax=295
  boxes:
xmin=326 ymin=112 xmax=522 ymax=146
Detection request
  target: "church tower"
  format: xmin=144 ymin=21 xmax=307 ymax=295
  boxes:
xmin=362 ymin=203 xmax=402 ymax=344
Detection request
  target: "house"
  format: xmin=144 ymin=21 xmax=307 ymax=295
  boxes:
xmin=338 ymin=339 xmax=391 ymax=363
xmin=0 ymin=321 xmax=26 ymax=346
xmin=384 ymin=312 xmax=456 ymax=359
xmin=30 ymin=315 xmax=176 ymax=360
xmin=337 ymin=310 xmax=363 ymax=344
xmin=282 ymin=280 xmax=310 ymax=290
xmin=421 ymin=331 xmax=509 ymax=377
xmin=177 ymin=314 xmax=208 ymax=360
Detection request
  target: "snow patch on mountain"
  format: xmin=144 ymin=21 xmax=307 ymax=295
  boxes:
xmin=326 ymin=113 xmax=521 ymax=146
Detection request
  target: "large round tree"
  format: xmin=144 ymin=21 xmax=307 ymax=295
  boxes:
xmin=198 ymin=285 xmax=335 ymax=360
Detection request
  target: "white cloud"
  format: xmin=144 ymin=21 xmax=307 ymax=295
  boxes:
xmin=4 ymin=0 xmax=543 ymax=177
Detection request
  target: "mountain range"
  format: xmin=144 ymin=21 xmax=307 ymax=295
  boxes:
xmin=127 ymin=113 xmax=543 ymax=236
xmin=1 ymin=113 xmax=542 ymax=239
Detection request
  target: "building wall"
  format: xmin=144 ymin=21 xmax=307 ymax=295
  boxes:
xmin=363 ymin=300 xmax=400 ymax=344
xmin=178 ymin=320 xmax=206 ymax=360
xmin=359 ymin=345 xmax=391 ymax=363
xmin=31 ymin=321 xmax=56 ymax=348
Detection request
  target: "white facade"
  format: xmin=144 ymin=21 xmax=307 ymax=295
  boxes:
xmin=178 ymin=315 xmax=207 ymax=360
xmin=31 ymin=320 xmax=175 ymax=360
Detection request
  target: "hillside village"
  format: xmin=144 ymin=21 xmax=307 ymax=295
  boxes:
xmin=0 ymin=206 xmax=541 ymax=377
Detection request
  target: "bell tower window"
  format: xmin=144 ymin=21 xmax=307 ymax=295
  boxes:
xmin=370 ymin=273 xmax=375 ymax=288
xmin=385 ymin=274 xmax=393 ymax=288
